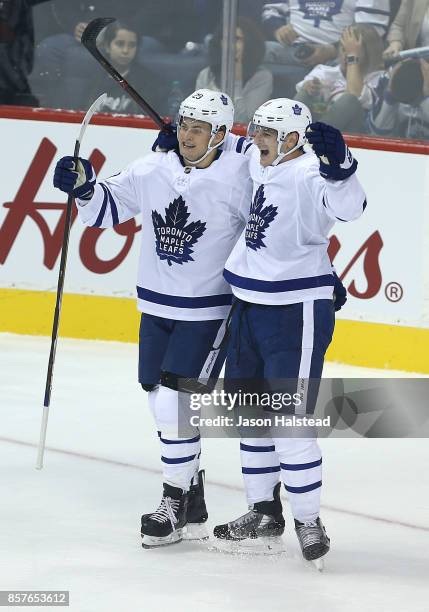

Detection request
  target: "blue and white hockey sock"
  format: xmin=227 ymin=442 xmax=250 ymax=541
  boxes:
xmin=154 ymin=385 xmax=201 ymax=492
xmin=273 ymin=437 xmax=322 ymax=523
xmin=240 ymin=437 xmax=281 ymax=505
xmin=147 ymin=386 xmax=159 ymax=420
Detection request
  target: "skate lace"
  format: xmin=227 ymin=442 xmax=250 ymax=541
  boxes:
xmin=152 ymin=496 xmax=180 ymax=528
xmin=231 ymin=509 xmax=257 ymax=528
xmin=299 ymin=522 xmax=321 ymax=548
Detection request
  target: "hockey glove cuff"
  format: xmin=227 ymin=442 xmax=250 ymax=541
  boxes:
xmin=53 ymin=156 xmax=96 ymax=199
xmin=152 ymin=124 xmax=179 ymax=153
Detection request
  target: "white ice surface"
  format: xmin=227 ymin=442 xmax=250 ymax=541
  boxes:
xmin=0 ymin=334 xmax=428 ymax=612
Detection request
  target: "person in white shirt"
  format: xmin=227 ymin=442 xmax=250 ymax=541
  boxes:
xmin=263 ymin=0 xmax=390 ymax=68
xmin=52 ymin=89 xmax=253 ymax=549
xmin=213 ymin=98 xmax=366 ymax=568
xmin=295 ymin=23 xmax=384 ymax=132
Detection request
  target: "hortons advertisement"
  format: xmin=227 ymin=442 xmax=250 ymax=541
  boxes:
xmin=1 ymin=113 xmax=428 ymax=370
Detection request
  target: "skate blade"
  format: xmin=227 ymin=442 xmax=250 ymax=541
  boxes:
xmin=299 ymin=554 xmax=326 ymax=572
xmin=141 ymin=528 xmax=183 ymax=549
xmin=311 ymin=557 xmax=325 ymax=572
xmin=209 ymin=536 xmax=286 ymax=556
xmin=183 ymin=522 xmax=209 ymax=541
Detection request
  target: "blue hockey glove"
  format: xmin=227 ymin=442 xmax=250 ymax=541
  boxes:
xmin=151 ymin=124 xmax=179 ymax=152
xmin=306 ymin=122 xmax=357 ymax=181
xmin=333 ymin=271 xmax=347 ymax=311
xmin=53 ymin=156 xmax=96 ymax=199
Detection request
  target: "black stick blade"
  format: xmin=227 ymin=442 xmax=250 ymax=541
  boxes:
xmin=81 ymin=17 xmax=116 ymax=47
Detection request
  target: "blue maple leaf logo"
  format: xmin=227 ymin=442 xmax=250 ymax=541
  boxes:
xmin=152 ymin=196 xmax=206 ymax=266
xmin=298 ymin=0 xmax=342 ymax=27
xmin=292 ymin=104 xmax=302 ymax=115
xmin=245 ymin=185 xmax=278 ymax=251
xmin=220 ymin=94 xmax=228 ymax=105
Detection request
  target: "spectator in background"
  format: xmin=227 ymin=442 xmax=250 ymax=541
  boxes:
xmin=369 ymin=57 xmax=429 ymax=139
xmin=135 ymin=0 xmax=221 ymax=54
xmin=135 ymin=1 xmax=265 ymax=55
xmin=196 ymin=17 xmax=273 ymax=123
xmin=34 ymin=0 xmax=117 ymax=79
xmin=61 ymin=21 xmax=165 ymax=115
xmin=262 ymin=1 xmax=390 ymax=73
xmin=384 ymin=0 xmax=429 ymax=59
xmin=295 ymin=24 xmax=384 ymax=133
xmin=0 ymin=0 xmax=49 ymax=106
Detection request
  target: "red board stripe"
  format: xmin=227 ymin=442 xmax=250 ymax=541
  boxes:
xmin=1 ymin=105 xmax=428 ymax=155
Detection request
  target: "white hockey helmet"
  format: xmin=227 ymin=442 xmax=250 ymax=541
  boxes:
xmin=250 ymin=98 xmax=312 ymax=165
xmin=178 ymin=89 xmax=234 ymax=164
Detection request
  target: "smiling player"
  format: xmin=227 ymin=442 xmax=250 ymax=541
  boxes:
xmin=214 ymin=99 xmax=367 ymax=568
xmin=52 ymin=89 xmax=252 ymax=548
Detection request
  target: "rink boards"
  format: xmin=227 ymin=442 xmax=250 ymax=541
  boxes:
xmin=0 ymin=108 xmax=428 ymax=373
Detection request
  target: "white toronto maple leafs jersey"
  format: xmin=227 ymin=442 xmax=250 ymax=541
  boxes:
xmin=76 ymin=150 xmax=252 ymax=320
xmin=262 ymin=1 xmax=390 ymax=42
xmin=223 ymin=146 xmax=367 ymax=305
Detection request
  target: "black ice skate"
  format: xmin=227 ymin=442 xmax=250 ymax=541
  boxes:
xmin=141 ymin=483 xmax=188 ymax=548
xmin=183 ymin=470 xmax=209 ymax=541
xmin=294 ymin=517 xmax=330 ymax=571
xmin=212 ymin=483 xmax=286 ymax=554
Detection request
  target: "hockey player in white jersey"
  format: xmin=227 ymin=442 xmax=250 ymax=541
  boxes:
xmin=213 ymin=99 xmax=366 ymax=567
xmin=52 ymin=89 xmax=253 ymax=548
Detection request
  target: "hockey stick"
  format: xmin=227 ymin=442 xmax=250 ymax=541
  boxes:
xmin=81 ymin=17 xmax=173 ymax=132
xmin=36 ymin=93 xmax=108 ymax=470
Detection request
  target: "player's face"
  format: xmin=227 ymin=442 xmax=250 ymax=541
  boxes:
xmin=253 ymin=126 xmax=300 ymax=166
xmin=108 ymin=29 xmax=137 ymax=68
xmin=178 ymin=117 xmax=213 ymax=162
xmin=252 ymin=126 xmax=280 ymax=166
